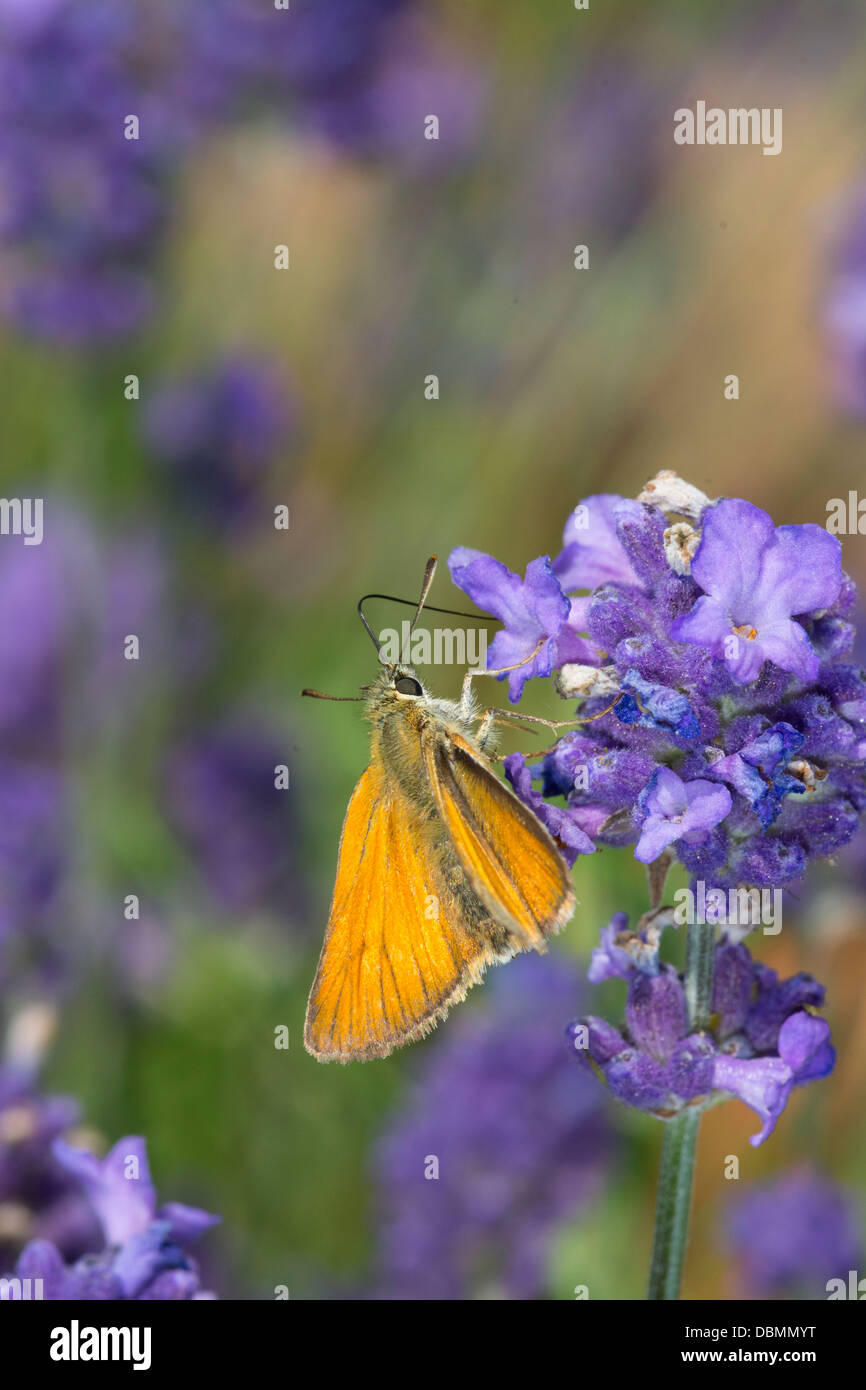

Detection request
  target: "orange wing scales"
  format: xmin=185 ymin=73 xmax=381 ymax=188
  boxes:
xmin=304 ymin=765 xmax=511 ymax=1062
xmin=425 ymin=733 xmax=575 ymax=946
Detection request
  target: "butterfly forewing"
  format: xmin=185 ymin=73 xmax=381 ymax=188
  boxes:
xmin=304 ymin=764 xmax=512 ymax=1062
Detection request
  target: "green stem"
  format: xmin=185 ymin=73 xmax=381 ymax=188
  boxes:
xmin=647 ymin=921 xmax=716 ymax=1300
xmin=647 ymin=1108 xmax=700 ymax=1300
xmin=684 ymin=920 xmax=717 ymax=1031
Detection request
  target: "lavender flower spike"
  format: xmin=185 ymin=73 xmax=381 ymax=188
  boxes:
xmin=571 ymin=926 xmax=835 ymax=1148
xmin=4 ymin=1134 xmax=220 ymax=1300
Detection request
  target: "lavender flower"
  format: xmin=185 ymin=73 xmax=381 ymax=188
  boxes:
xmin=0 ymin=1007 xmax=99 ymax=1270
xmin=824 ymin=185 xmax=866 ymax=418
xmin=0 ymin=760 xmax=65 ymax=947
xmin=143 ymin=357 xmax=294 ymax=527
xmin=725 ymin=1168 xmax=863 ymax=1297
xmin=0 ymin=1 xmax=166 ymax=342
xmin=670 ymin=499 xmax=842 ymax=684
xmin=570 ymin=924 xmax=835 ymax=1147
xmin=3 ymin=1135 xmax=220 ymax=1299
xmin=324 ymin=13 xmax=486 ymax=167
xmin=450 ymin=475 xmax=866 ymax=892
xmin=371 ymin=954 xmax=613 ymax=1300
xmin=448 ymin=549 xmax=596 ymax=702
xmin=163 ymin=720 xmax=302 ymax=920
xmin=633 ymin=767 xmax=731 ymax=864
xmin=0 ymin=0 xmax=412 ymax=343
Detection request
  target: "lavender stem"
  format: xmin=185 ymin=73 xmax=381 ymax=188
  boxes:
xmin=647 ymin=920 xmax=716 ymax=1299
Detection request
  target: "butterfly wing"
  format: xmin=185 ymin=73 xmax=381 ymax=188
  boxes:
xmin=423 ymin=730 xmax=576 ymax=948
xmin=304 ymin=763 xmax=514 ymax=1062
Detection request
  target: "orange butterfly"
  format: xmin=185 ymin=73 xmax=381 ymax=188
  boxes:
xmin=302 ymin=558 xmax=577 ymax=1063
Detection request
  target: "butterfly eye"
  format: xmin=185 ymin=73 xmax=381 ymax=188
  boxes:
xmin=394 ymin=676 xmax=423 ymax=697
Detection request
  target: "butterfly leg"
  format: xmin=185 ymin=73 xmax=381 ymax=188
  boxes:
xmin=474 ymin=707 xmax=540 ymax=752
xmin=458 ymin=642 xmax=547 ymax=722
xmin=475 ymin=706 xmax=597 ymax=754
xmin=461 ymin=647 xmax=627 ymax=756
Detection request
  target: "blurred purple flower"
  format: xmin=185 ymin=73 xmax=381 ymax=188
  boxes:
xmin=0 ymin=506 xmax=175 ymax=744
xmin=321 ymin=14 xmax=486 ymax=166
xmin=3 ymin=269 xmax=154 ymax=345
xmin=0 ymin=0 xmax=412 ymax=343
xmin=726 ymin=1167 xmax=863 ymax=1297
xmin=824 ymin=186 xmax=866 ymax=418
xmin=5 ymin=1135 xmax=220 ymax=1299
xmin=164 ymin=720 xmax=302 ymax=920
xmin=143 ymin=357 xmax=294 ymax=527
xmin=0 ymin=759 xmax=65 ymax=944
xmin=0 ymin=1006 xmax=100 ymax=1270
xmin=0 ymin=1 xmax=167 ymax=342
xmin=179 ymin=0 xmax=411 ymax=125
xmin=371 ymin=953 xmax=613 ymax=1300
xmin=528 ymin=59 xmax=667 ymax=239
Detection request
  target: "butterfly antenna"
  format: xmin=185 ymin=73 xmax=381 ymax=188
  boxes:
xmin=301 ymin=688 xmax=364 ymax=702
xmin=400 ymin=555 xmax=438 ymax=664
xmin=356 ymin=595 xmax=386 ymax=662
xmin=357 ymin=560 xmax=494 ymax=665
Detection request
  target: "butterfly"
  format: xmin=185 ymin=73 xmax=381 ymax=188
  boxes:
xmin=302 ymin=558 xmax=578 ymax=1062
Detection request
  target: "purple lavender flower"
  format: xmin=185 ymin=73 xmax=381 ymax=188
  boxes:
xmin=371 ymin=954 xmax=613 ymax=1300
xmin=3 ymin=1135 xmax=220 ymax=1300
xmin=503 ymin=753 xmax=595 ymax=865
xmin=570 ymin=926 xmax=835 ymax=1147
xmin=553 ymin=494 xmax=641 ymax=592
xmin=634 ymin=767 xmax=732 ymax=864
xmin=0 ymin=760 xmax=65 ymax=945
xmin=670 ymin=499 xmax=842 ymax=684
xmin=0 ymin=0 xmax=412 ymax=343
xmin=450 ymin=475 xmax=866 ymax=892
xmin=448 ymin=549 xmax=597 ymax=702
xmin=725 ymin=1167 xmax=864 ymax=1297
xmin=526 ymin=60 xmax=667 ymax=240
xmin=0 ymin=1008 xmax=99 ymax=1270
xmin=163 ymin=720 xmax=302 ymax=919
xmin=143 ymin=357 xmax=294 ymax=527
xmin=321 ymin=13 xmax=486 ymax=167
xmin=0 ymin=2 xmax=166 ymax=342
xmin=824 ymin=185 xmax=866 ymax=418
xmin=704 ymin=721 xmax=806 ymax=829
xmin=588 ymin=912 xmax=639 ymax=983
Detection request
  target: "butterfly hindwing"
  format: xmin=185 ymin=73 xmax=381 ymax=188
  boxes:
xmin=423 ymin=730 xmax=575 ymax=948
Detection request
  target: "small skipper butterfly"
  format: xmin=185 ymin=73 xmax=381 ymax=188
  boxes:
xmin=302 ymin=558 xmax=578 ymax=1062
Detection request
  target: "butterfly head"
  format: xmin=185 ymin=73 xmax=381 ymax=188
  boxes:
xmin=364 ymin=663 xmax=427 ymax=710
